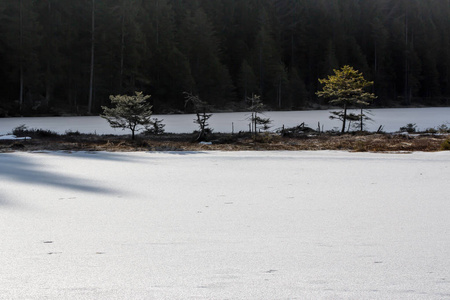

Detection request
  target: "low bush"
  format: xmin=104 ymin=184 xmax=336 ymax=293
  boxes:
xmin=353 ymin=141 xmax=368 ymax=152
xmin=437 ymin=124 xmax=450 ymax=134
xmin=11 ymin=124 xmax=27 ymax=136
xmin=145 ymin=118 xmax=165 ymax=135
xmin=399 ymin=123 xmax=417 ymax=133
xmin=12 ymin=125 xmax=59 ymax=138
xmin=441 ymin=139 xmax=450 ymax=150
xmin=65 ymin=130 xmax=81 ymax=136
xmin=277 ymin=123 xmax=316 ymax=137
xmin=254 ymin=132 xmax=280 ymax=143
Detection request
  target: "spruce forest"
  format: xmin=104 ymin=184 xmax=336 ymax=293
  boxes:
xmin=0 ymin=0 xmax=449 ymax=116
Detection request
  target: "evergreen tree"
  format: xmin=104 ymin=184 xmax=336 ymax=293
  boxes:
xmin=142 ymin=0 xmax=193 ymax=110
xmin=184 ymin=92 xmax=212 ymax=142
xmin=101 ymin=91 xmax=153 ymax=140
xmin=237 ymin=60 xmax=258 ymax=102
xmin=0 ymin=0 xmax=449 ymax=114
xmin=287 ymin=67 xmax=308 ymax=108
xmin=316 ymin=65 xmax=376 ymax=133
xmin=58 ymin=1 xmax=95 ymax=112
xmin=101 ymin=0 xmax=145 ymax=96
xmin=0 ymin=0 xmax=41 ymax=111
xmin=179 ymin=6 xmax=234 ymax=106
xmin=251 ymin=9 xmax=287 ymax=107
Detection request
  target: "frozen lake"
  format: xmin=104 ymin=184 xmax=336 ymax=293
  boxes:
xmin=0 ymin=107 xmax=449 ymax=135
xmin=1 ymin=107 xmax=450 ymax=298
xmin=1 ymin=151 xmax=450 ymax=299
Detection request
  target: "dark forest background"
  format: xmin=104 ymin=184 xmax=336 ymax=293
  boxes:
xmin=0 ymin=0 xmax=449 ymax=116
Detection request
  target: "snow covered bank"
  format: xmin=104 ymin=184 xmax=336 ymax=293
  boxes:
xmin=0 ymin=107 xmax=449 ymax=135
xmin=1 ymin=151 xmax=449 ymax=299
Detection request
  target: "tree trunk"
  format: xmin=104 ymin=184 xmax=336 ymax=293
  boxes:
xmin=19 ymin=0 xmax=24 ymax=111
xmin=119 ymin=1 xmax=125 ymax=93
xmin=360 ymin=107 xmax=363 ymax=131
xmin=254 ymin=112 xmax=257 ymax=137
xmin=404 ymin=9 xmax=410 ymax=106
xmin=341 ymin=104 xmax=347 ymax=133
xmin=259 ymin=47 xmax=263 ymax=97
xmin=44 ymin=1 xmax=52 ymax=107
xmin=88 ymin=0 xmax=95 ymax=114
xmin=44 ymin=62 xmax=52 ymax=107
xmin=277 ymin=76 xmax=282 ymax=108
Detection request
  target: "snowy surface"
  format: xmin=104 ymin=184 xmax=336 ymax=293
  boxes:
xmin=0 ymin=107 xmax=449 ymax=136
xmin=0 ymin=135 xmax=31 ymax=140
xmin=1 ymin=150 xmax=450 ymax=299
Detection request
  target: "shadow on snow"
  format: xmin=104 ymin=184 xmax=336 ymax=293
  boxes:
xmin=0 ymin=153 xmax=119 ymax=207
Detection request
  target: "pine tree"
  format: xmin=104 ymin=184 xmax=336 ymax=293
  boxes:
xmin=1 ymin=0 xmax=450 ymax=114
xmin=316 ymin=65 xmax=376 ymax=133
xmin=287 ymin=67 xmax=308 ymax=108
xmin=238 ymin=60 xmax=258 ymax=102
xmin=179 ymin=6 xmax=234 ymax=106
xmin=0 ymin=0 xmax=41 ymax=111
xmin=252 ymin=8 xmax=287 ymax=107
xmin=98 ymin=0 xmax=145 ymax=96
xmin=142 ymin=0 xmax=194 ymax=109
xmin=184 ymin=92 xmax=213 ymax=142
xmin=101 ymin=91 xmax=153 ymax=140
xmin=247 ymin=94 xmax=271 ymax=137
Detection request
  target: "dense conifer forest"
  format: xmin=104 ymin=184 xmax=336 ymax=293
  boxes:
xmin=0 ymin=0 xmax=449 ymax=116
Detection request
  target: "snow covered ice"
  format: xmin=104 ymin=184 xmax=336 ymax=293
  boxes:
xmin=1 ymin=107 xmax=450 ymax=136
xmin=1 ymin=150 xmax=450 ymax=299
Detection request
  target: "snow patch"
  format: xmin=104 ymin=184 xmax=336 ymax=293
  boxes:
xmin=0 ymin=134 xmax=31 ymax=140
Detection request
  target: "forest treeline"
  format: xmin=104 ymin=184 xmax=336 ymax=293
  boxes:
xmin=0 ymin=0 xmax=449 ymax=116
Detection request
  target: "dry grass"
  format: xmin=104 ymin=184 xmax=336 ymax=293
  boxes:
xmin=1 ymin=132 xmax=449 ymax=153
